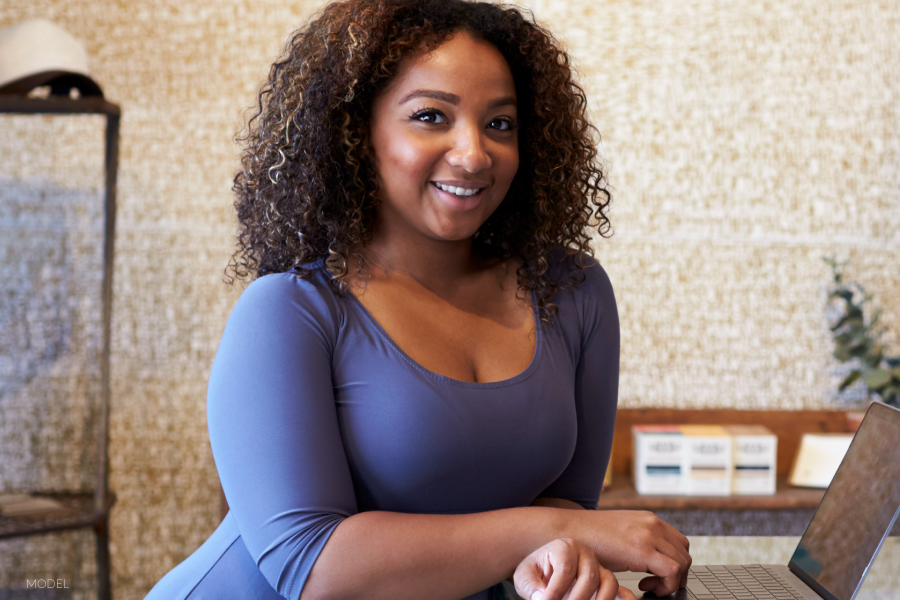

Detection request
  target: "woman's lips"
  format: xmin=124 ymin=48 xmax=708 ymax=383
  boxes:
xmin=430 ymin=181 xmax=487 ymax=211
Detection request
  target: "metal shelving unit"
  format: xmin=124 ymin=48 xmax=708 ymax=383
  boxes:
xmin=0 ymin=95 xmax=120 ymax=600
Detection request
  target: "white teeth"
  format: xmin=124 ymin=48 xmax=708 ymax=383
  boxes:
xmin=435 ymin=182 xmax=479 ymax=196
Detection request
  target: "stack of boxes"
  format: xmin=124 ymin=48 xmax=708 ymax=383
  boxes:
xmin=633 ymin=424 xmax=777 ymax=495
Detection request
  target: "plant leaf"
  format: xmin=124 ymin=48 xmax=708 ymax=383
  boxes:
xmin=834 ymin=290 xmax=854 ymax=302
xmin=864 ymin=354 xmax=883 ymax=369
xmin=870 ymin=309 xmax=883 ymax=327
xmin=880 ymin=386 xmax=900 ymax=399
xmin=839 ymin=370 xmax=862 ymax=391
xmin=835 ymin=331 xmax=854 ymax=344
xmin=864 ymin=368 xmax=892 ymax=389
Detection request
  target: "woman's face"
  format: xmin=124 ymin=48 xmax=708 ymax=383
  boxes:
xmin=369 ymin=30 xmax=519 ymax=245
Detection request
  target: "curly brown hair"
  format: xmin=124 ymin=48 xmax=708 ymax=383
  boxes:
xmin=230 ymin=0 xmax=611 ymax=320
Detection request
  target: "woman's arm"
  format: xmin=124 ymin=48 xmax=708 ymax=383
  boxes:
xmin=303 ymin=505 xmax=689 ymax=600
xmin=303 ymin=506 xmax=569 ymax=600
xmin=210 ymin=271 xmax=687 ymax=600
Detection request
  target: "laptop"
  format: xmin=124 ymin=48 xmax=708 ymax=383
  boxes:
xmin=617 ymin=401 xmax=900 ymax=600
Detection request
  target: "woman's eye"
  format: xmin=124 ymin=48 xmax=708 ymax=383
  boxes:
xmin=410 ymin=109 xmax=447 ymax=124
xmin=489 ymin=118 xmax=516 ymax=131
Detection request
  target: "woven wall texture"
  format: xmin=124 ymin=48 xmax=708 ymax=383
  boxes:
xmin=1 ymin=0 xmax=898 ymax=597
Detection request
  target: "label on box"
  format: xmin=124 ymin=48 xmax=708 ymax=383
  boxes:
xmin=633 ymin=425 xmax=684 ymax=495
xmin=724 ymin=425 xmax=777 ymax=495
xmin=680 ymin=425 xmax=732 ymax=496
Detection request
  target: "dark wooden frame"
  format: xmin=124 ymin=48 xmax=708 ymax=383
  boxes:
xmin=0 ymin=95 xmax=120 ymax=600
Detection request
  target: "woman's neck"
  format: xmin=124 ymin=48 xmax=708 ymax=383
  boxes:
xmin=355 ymin=231 xmax=504 ymax=298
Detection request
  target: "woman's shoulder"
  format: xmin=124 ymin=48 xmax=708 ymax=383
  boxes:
xmin=544 ymin=247 xmax=616 ymax=336
xmin=546 ymin=246 xmax=613 ymax=296
xmin=228 ymin=261 xmax=345 ymax=335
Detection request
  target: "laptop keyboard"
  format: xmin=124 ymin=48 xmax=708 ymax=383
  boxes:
xmin=689 ymin=565 xmax=806 ymax=600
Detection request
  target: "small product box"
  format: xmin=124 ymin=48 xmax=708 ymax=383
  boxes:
xmin=632 ymin=425 xmax=684 ymax=495
xmin=724 ymin=425 xmax=777 ymax=495
xmin=680 ymin=425 xmax=732 ymax=496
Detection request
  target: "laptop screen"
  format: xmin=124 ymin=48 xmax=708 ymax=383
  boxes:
xmin=789 ymin=402 xmax=900 ymax=600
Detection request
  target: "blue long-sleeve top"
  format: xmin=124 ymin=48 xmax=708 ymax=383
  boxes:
xmin=145 ymin=251 xmax=619 ymax=600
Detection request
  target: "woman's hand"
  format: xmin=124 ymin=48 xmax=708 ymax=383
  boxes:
xmin=513 ymin=538 xmax=638 ymax=600
xmin=573 ymin=510 xmax=691 ymax=597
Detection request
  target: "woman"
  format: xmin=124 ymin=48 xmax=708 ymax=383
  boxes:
xmin=146 ymin=0 xmax=691 ymax=599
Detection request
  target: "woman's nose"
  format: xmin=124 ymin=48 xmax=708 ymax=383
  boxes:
xmin=446 ymin=125 xmax=492 ymax=173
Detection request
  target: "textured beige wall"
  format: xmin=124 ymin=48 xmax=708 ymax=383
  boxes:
xmin=530 ymin=0 xmax=900 ymax=409
xmin=1 ymin=0 xmax=898 ymax=598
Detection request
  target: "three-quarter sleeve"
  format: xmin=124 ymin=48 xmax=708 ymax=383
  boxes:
xmin=537 ymin=259 xmax=620 ymax=509
xmin=206 ymin=273 xmax=357 ymax=599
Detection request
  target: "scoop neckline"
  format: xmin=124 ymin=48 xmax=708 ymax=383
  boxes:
xmin=343 ymin=284 xmax=543 ymax=390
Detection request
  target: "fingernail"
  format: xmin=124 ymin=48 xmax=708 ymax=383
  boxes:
xmin=531 ymin=592 xmax=543 ymax=600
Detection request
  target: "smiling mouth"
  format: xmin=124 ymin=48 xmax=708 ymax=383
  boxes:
xmin=431 ymin=182 xmax=485 ymax=197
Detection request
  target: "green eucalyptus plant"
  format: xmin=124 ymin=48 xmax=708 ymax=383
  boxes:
xmin=824 ymin=256 xmax=900 ymax=408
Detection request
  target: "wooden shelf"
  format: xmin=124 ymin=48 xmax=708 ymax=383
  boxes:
xmin=610 ymin=408 xmax=851 ymax=481
xmin=0 ymin=492 xmax=116 ymax=540
xmin=0 ymin=95 xmax=119 ymax=116
xmin=597 ymin=408 xmax=854 ymax=535
xmin=597 ymin=476 xmax=824 ymax=511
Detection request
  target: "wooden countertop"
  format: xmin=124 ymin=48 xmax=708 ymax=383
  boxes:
xmin=597 ymin=475 xmax=825 ymax=511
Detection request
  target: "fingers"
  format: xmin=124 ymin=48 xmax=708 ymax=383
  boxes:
xmin=681 ymin=538 xmax=691 ymax=589
xmin=515 ymin=538 xmax=620 ymax=600
xmin=630 ymin=533 xmax=690 ymax=596
xmin=640 ymin=553 xmax=683 ymax=596
xmin=632 ymin=515 xmax=691 ymax=596
xmin=540 ymin=548 xmax=579 ymax=600
xmin=564 ymin=510 xmax=692 ymax=598
xmin=639 ymin=574 xmax=686 ymax=597
xmin=561 ymin=555 xmax=613 ymax=600
xmin=656 ymin=536 xmax=692 ymax=576
xmin=638 ymin=575 xmax=661 ymax=593
xmin=594 ymin=566 xmax=619 ymax=600
xmin=652 ymin=518 xmax=691 ymax=570
xmin=514 ymin=539 xmax=574 ymax=600
xmin=514 ymin=555 xmax=550 ymax=600
xmin=657 ymin=537 xmax=691 ymax=595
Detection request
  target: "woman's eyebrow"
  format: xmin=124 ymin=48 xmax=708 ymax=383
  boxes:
xmin=487 ymin=95 xmax=516 ymax=109
xmin=399 ymin=90 xmax=459 ymax=104
xmin=398 ymin=90 xmax=517 ymax=109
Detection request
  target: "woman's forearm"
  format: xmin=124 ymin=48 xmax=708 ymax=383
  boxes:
xmin=300 ymin=506 xmax=569 ymax=600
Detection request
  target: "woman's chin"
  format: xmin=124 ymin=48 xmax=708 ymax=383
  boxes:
xmin=424 ymin=195 xmax=503 ymax=242
xmin=420 ymin=218 xmax=486 ymax=243
xmin=428 ymin=228 xmax=482 ymax=243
